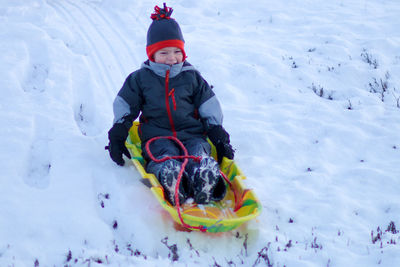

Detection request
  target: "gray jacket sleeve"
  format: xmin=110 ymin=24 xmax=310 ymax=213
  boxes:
xmin=193 ymin=71 xmax=223 ymax=127
xmin=113 ymin=95 xmax=132 ymax=124
xmin=112 ymin=72 xmax=142 ymax=126
xmin=198 ymin=95 xmax=223 ymax=126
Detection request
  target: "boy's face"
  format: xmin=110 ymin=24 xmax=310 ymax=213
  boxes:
xmin=153 ymin=47 xmax=183 ymax=65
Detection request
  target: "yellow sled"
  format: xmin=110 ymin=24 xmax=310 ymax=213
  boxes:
xmin=125 ymin=121 xmax=261 ymax=233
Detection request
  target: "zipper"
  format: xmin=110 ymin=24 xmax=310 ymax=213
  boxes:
xmin=165 ymin=70 xmax=177 ymax=137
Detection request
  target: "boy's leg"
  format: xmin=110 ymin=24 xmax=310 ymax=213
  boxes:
xmin=144 ymin=138 xmax=180 ymax=175
xmin=183 ymin=137 xmax=211 ymax=178
xmin=184 ymin=138 xmax=227 ymax=204
xmin=143 ymin=138 xmax=188 ymax=205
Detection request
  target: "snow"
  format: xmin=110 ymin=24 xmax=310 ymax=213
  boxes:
xmin=1 ymin=0 xmax=400 ymax=266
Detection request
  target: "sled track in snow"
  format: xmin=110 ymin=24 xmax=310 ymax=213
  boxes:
xmin=46 ymin=1 xmax=108 ymax=137
xmin=46 ymin=1 xmax=113 ymax=91
xmin=83 ymin=0 xmax=141 ymax=67
xmin=47 ymin=0 xmax=147 ymax=89
xmin=46 ymin=0 xmax=144 ymax=136
xmin=63 ymin=0 xmax=126 ymax=77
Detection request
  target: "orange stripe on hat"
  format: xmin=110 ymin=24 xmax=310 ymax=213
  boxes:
xmin=146 ymin=39 xmax=186 ymax=62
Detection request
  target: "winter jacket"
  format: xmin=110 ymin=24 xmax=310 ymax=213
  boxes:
xmin=112 ymin=60 xmax=223 ymax=143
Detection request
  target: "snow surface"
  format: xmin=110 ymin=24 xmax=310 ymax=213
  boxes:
xmin=1 ymin=0 xmax=400 ymax=266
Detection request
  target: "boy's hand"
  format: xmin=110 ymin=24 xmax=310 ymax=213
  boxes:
xmin=215 ymin=142 xmax=234 ymax=164
xmin=207 ymin=125 xmax=235 ymax=164
xmin=106 ymin=123 xmax=131 ymax=166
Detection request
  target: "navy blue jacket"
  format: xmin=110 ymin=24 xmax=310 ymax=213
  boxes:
xmin=113 ymin=60 xmax=223 ymax=143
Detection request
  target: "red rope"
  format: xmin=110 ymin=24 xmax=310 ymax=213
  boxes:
xmin=145 ymin=136 xmax=245 ymax=232
xmin=145 ymin=135 xmax=207 ymax=232
xmin=218 ymin=171 xmax=241 ymax=212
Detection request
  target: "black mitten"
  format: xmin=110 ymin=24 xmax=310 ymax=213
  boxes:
xmin=207 ymin=125 xmax=234 ymax=164
xmin=106 ymin=123 xmax=131 ymax=166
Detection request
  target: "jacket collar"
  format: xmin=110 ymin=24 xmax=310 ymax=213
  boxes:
xmin=142 ymin=60 xmax=195 ymax=78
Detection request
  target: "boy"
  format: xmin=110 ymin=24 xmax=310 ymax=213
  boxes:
xmin=106 ymin=3 xmax=234 ymax=205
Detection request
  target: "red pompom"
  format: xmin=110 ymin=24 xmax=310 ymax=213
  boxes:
xmin=151 ymin=3 xmax=173 ymax=20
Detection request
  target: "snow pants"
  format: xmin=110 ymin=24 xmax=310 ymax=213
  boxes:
xmin=142 ymin=137 xmax=226 ymax=204
xmin=143 ymin=137 xmax=211 ymax=179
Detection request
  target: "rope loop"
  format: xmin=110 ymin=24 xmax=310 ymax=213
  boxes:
xmin=145 ymin=135 xmax=205 ymax=231
xmin=145 ymin=135 xmax=243 ymax=232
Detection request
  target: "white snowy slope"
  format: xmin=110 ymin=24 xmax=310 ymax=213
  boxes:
xmin=1 ymin=0 xmax=400 ymax=266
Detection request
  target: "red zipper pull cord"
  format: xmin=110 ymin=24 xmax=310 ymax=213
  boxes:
xmin=168 ymin=88 xmax=176 ymax=110
xmin=164 ymin=70 xmax=177 ymax=137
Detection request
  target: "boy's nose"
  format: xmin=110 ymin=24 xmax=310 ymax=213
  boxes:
xmin=166 ymin=54 xmax=176 ymax=63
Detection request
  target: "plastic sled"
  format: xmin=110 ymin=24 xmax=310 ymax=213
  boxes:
xmin=125 ymin=121 xmax=261 ymax=233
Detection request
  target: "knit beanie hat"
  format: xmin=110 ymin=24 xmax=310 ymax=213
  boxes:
xmin=146 ymin=3 xmax=186 ymax=61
